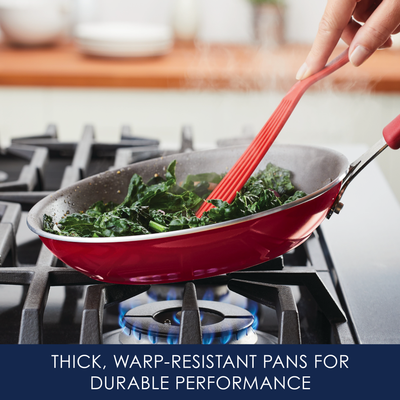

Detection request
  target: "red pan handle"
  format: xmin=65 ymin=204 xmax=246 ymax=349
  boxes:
xmin=383 ymin=113 xmax=400 ymax=149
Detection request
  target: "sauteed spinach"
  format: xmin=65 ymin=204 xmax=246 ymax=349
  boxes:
xmin=43 ymin=161 xmax=306 ymax=237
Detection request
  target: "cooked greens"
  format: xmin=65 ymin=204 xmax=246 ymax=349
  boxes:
xmin=43 ymin=161 xmax=306 ymax=238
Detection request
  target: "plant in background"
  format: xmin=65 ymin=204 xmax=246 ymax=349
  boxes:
xmin=249 ymin=0 xmax=285 ymax=48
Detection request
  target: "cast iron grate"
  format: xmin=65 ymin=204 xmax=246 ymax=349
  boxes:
xmin=0 ymin=124 xmax=355 ymax=345
xmin=79 ymin=228 xmax=354 ymax=345
xmin=0 ymin=124 xmax=164 ymax=343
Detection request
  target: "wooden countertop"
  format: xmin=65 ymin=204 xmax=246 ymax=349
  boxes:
xmin=0 ymin=41 xmax=399 ymax=92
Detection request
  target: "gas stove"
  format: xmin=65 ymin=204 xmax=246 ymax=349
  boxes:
xmin=0 ymin=125 xmax=399 ymax=345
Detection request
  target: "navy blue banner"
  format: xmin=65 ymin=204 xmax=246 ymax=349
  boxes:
xmin=0 ymin=345 xmax=397 ymax=399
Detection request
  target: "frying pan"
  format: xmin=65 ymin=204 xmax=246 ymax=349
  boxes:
xmin=27 ymin=116 xmax=400 ymax=285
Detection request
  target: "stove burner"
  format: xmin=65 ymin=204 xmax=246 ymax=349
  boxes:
xmin=146 ymin=282 xmax=229 ymax=302
xmin=103 ymin=300 xmax=278 ymax=345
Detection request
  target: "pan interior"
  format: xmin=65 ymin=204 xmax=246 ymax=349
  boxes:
xmin=28 ymin=144 xmax=349 ymax=232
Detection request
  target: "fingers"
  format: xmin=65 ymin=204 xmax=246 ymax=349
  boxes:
xmin=349 ymin=0 xmax=400 ymax=66
xmin=353 ymin=0 xmax=382 ymax=23
xmin=296 ymin=0 xmax=358 ymax=80
xmin=341 ymin=18 xmax=363 ymax=46
xmin=296 ymin=0 xmax=400 ymax=80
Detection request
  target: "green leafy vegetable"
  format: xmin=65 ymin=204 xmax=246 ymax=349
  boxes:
xmin=43 ymin=161 xmax=306 ymax=238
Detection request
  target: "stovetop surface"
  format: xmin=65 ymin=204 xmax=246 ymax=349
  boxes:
xmin=0 ymin=129 xmax=398 ymax=345
xmin=321 ymin=145 xmax=400 ymax=344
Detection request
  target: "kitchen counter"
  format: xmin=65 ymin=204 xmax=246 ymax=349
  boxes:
xmin=0 ymin=41 xmax=400 ymax=92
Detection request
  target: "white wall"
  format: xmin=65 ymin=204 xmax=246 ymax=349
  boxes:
xmin=284 ymin=0 xmax=325 ymax=44
xmin=0 ymin=87 xmax=399 ymax=203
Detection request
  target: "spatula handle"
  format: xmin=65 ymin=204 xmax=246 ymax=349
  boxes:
xmin=299 ymin=48 xmax=349 ymax=89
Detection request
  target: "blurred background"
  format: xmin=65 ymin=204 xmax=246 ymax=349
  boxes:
xmin=0 ymin=0 xmax=399 ymax=201
xmin=66 ymin=0 xmax=325 ymax=44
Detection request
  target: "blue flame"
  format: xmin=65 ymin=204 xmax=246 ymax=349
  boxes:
xmin=118 ymin=295 xmax=152 ymax=329
xmin=118 ymin=313 xmax=125 ymax=330
xmin=167 ymin=289 xmax=178 ymax=301
xmin=252 ymin=315 xmax=259 ymax=330
xmin=247 ymin=300 xmax=258 ymax=315
xmin=121 ymin=326 xmax=131 ymax=337
xmin=173 ymin=312 xmax=180 ymax=325
xmin=202 ymin=289 xmax=214 ymax=301
xmin=167 ymin=333 xmax=179 ymax=344
xmin=220 ymin=331 xmax=232 ymax=344
xmin=251 ymin=315 xmax=259 ymax=331
xmin=132 ymin=326 xmax=142 ymax=341
xmin=202 ymin=332 xmax=215 ymax=345
xmin=148 ymin=330 xmax=158 ymax=344
xmin=247 ymin=300 xmax=259 ymax=330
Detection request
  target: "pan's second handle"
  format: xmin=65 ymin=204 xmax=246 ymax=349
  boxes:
xmin=383 ymin=113 xmax=400 ymax=149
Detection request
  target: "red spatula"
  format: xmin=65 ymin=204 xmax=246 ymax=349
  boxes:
xmin=196 ymin=48 xmax=350 ymax=218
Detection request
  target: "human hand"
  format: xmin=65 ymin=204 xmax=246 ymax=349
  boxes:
xmin=296 ymin=0 xmax=400 ymax=80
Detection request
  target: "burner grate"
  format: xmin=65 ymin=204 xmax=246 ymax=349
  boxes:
xmin=0 ymin=124 xmax=355 ymax=345
xmin=0 ymin=124 xmax=165 ymax=343
xmin=0 ymin=124 xmax=165 ymax=208
xmin=78 ymin=229 xmax=354 ymax=345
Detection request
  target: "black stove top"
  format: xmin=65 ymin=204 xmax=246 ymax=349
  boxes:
xmin=0 ymin=125 xmax=398 ymax=345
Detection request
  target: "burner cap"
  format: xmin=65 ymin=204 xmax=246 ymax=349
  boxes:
xmin=104 ymin=300 xmax=277 ymax=345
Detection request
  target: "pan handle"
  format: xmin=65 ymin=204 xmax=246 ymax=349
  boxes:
xmin=327 ymin=113 xmax=400 ymax=219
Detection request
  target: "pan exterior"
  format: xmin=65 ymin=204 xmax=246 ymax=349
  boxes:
xmin=38 ymin=183 xmax=340 ymax=284
xmin=28 ymin=144 xmax=348 ymax=284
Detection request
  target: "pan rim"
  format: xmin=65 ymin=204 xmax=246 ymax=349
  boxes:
xmin=27 ymin=172 xmax=346 ymax=244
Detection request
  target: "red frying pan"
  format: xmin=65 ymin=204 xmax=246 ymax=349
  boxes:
xmin=27 ymin=115 xmax=400 ymax=284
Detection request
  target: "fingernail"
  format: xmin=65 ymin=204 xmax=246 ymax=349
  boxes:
xmin=349 ymin=45 xmax=371 ymax=66
xmin=296 ymin=62 xmax=310 ymax=80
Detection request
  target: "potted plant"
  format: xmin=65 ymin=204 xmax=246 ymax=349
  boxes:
xmin=249 ymin=0 xmax=285 ymax=48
